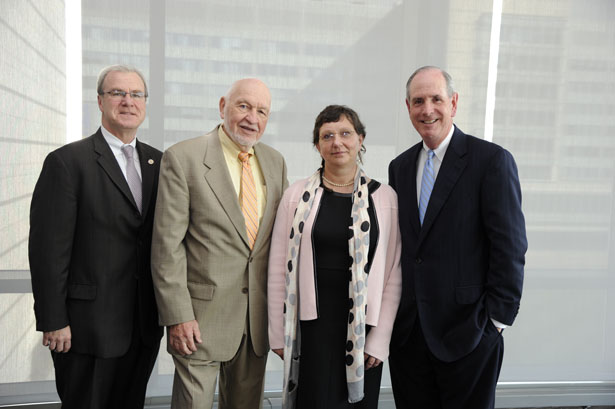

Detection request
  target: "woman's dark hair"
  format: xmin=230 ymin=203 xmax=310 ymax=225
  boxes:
xmin=312 ymin=105 xmax=367 ymax=163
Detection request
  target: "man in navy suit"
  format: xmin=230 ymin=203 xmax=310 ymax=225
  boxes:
xmin=29 ymin=65 xmax=162 ymax=408
xmin=388 ymin=66 xmax=527 ymax=409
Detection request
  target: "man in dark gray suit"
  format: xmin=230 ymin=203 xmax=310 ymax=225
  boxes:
xmin=29 ymin=65 xmax=162 ymax=408
xmin=388 ymin=66 xmax=527 ymax=409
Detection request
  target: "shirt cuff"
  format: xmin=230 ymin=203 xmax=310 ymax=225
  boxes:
xmin=491 ymin=318 xmax=508 ymax=329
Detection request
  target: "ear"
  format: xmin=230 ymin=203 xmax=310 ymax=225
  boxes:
xmin=405 ymin=98 xmax=411 ymax=115
xmin=450 ymin=92 xmax=459 ymax=117
xmin=97 ymin=95 xmax=103 ymax=112
xmin=219 ymin=97 xmax=226 ymax=119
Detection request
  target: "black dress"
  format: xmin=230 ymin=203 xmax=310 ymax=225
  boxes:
xmin=296 ymin=181 xmax=382 ymax=409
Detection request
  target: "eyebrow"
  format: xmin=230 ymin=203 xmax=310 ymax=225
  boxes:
xmin=413 ymin=93 xmax=442 ymax=101
xmin=237 ymin=99 xmax=269 ymax=111
xmin=321 ymin=127 xmax=353 ymax=133
xmin=110 ymin=88 xmax=145 ymax=92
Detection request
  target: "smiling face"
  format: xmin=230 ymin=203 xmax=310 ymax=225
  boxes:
xmin=219 ymin=78 xmax=271 ymax=152
xmin=406 ymin=68 xmax=458 ymax=150
xmin=316 ymin=115 xmax=364 ymax=170
xmin=97 ymin=71 xmax=146 ymax=142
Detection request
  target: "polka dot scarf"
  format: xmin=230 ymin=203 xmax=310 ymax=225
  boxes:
xmin=282 ymin=166 xmax=371 ymax=407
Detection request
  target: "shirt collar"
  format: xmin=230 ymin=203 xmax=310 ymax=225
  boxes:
xmin=422 ymin=124 xmax=454 ymax=160
xmin=101 ymin=125 xmax=137 ymax=151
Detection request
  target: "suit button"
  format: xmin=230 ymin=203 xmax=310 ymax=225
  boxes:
xmin=249 ymin=257 xmax=254 ymax=263
xmin=415 ymin=258 xmax=422 ymax=264
xmin=242 ymin=287 xmax=248 ymax=294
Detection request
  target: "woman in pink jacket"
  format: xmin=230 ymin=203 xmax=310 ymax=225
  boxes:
xmin=268 ymin=105 xmax=402 ymax=409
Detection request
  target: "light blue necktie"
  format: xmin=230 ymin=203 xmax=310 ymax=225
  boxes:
xmin=418 ymin=150 xmax=435 ymax=225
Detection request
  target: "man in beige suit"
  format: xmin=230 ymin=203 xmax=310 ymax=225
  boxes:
xmin=151 ymin=78 xmax=288 ymax=409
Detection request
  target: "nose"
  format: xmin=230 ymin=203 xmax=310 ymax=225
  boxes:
xmin=119 ymin=94 xmax=135 ymax=105
xmin=423 ymin=101 xmax=434 ymax=116
xmin=331 ymin=134 xmax=343 ymax=146
xmin=245 ymin=108 xmax=258 ymax=123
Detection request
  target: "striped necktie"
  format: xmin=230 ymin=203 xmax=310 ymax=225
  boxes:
xmin=238 ymin=151 xmax=258 ymax=249
xmin=418 ymin=150 xmax=435 ymax=225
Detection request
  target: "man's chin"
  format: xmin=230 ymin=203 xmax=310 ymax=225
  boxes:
xmin=231 ymin=134 xmax=260 ymax=149
xmin=116 ymin=118 xmax=142 ymax=128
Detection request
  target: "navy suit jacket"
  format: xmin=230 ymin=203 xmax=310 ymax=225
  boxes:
xmin=29 ymin=129 xmax=163 ymax=358
xmin=388 ymin=125 xmax=527 ymax=362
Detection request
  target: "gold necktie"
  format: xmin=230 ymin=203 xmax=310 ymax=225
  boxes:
xmin=238 ymin=151 xmax=258 ymax=249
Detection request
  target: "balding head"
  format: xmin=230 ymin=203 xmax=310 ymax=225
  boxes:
xmin=219 ymin=78 xmax=271 ymax=151
xmin=405 ymin=66 xmax=458 ymax=150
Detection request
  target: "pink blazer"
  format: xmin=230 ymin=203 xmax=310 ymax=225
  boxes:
xmin=268 ymin=178 xmax=402 ymax=361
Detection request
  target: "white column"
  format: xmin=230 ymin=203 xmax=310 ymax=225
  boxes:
xmin=65 ymin=0 xmax=82 ymax=143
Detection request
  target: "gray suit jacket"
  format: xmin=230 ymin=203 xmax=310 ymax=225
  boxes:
xmin=151 ymin=126 xmax=288 ymax=361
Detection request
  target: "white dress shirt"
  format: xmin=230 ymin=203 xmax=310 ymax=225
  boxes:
xmin=415 ymin=125 xmax=455 ymax=203
xmin=101 ymin=125 xmax=142 ymax=181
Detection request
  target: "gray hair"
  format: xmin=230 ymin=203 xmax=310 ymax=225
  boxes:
xmin=405 ymin=66 xmax=455 ymax=100
xmin=96 ymin=65 xmax=148 ymax=97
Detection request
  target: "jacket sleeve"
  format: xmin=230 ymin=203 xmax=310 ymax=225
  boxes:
xmin=150 ymin=148 xmax=195 ymax=326
xmin=482 ymin=148 xmax=527 ymax=325
xmin=364 ymin=190 xmax=402 ymax=361
xmin=267 ymin=187 xmax=295 ymax=350
xmin=29 ymin=151 xmax=77 ymax=332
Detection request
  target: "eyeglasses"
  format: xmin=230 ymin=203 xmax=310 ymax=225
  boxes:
xmin=100 ymin=89 xmax=147 ymax=100
xmin=319 ymin=130 xmax=356 ymax=142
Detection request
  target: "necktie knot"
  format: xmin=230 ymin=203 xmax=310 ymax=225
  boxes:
xmin=238 ymin=151 xmax=251 ymax=163
xmin=427 ymin=150 xmax=435 ymax=160
xmin=122 ymin=145 xmax=134 ymax=159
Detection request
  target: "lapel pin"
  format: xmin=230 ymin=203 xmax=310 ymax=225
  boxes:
xmin=148 ymin=159 xmax=154 ymax=165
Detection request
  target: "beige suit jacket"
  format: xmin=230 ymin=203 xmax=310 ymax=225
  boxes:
xmin=152 ymin=126 xmax=288 ymax=361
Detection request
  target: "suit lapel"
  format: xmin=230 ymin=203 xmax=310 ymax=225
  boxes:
xmin=202 ymin=130 xmax=250 ymax=247
xmin=418 ymin=126 xmax=468 ymax=244
xmin=136 ymin=141 xmax=157 ymax=217
xmin=405 ymin=144 xmax=422 ymax=237
xmin=93 ymin=129 xmax=140 ymax=213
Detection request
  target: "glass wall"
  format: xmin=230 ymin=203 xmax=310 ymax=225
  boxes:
xmin=0 ymin=1 xmax=67 ymax=396
xmin=1 ymin=0 xmax=613 ymax=404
